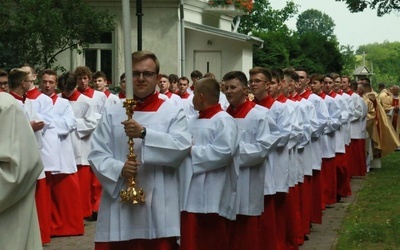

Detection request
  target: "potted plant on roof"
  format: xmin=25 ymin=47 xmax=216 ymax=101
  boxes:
xmin=207 ymin=0 xmax=254 ymax=14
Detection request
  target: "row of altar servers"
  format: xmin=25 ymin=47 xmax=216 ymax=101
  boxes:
xmin=17 ymin=81 xmax=367 ymax=249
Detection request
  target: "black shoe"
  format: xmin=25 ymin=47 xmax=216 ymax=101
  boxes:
xmin=304 ymin=235 xmax=309 ymax=241
xmin=89 ymin=211 xmax=98 ymax=221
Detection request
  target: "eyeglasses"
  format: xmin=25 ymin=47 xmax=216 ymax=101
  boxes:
xmin=132 ymin=71 xmax=157 ymax=79
xmin=0 ymin=81 xmax=8 ymax=86
xmin=248 ymin=79 xmax=267 ymax=85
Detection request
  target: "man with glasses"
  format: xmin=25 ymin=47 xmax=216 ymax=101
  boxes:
xmin=248 ymin=67 xmax=291 ymax=250
xmin=222 ymin=70 xmax=278 ymax=250
xmin=0 ymin=69 xmax=9 ymax=92
xmin=88 ymin=51 xmax=191 ymax=249
xmin=295 ymin=68 xmax=329 ymax=237
xmin=8 ymin=67 xmax=56 ymax=244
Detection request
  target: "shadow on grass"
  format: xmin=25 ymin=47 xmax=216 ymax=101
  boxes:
xmin=335 ymin=152 xmax=400 ymax=250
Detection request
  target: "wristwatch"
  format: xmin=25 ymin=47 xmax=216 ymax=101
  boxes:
xmin=140 ymin=127 xmax=146 ymax=139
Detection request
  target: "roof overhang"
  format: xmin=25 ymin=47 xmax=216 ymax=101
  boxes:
xmin=185 ymin=21 xmax=264 ymax=48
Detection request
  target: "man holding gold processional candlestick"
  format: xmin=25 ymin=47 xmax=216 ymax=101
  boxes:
xmin=88 ymin=51 xmax=191 ymax=249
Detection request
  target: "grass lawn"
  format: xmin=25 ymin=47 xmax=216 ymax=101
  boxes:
xmin=335 ymin=152 xmax=400 ymax=250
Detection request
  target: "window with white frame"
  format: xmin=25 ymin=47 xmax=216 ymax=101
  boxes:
xmin=84 ymin=32 xmax=114 ymax=86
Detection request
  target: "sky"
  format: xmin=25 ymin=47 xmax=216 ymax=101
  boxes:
xmin=269 ymin=0 xmax=400 ymax=49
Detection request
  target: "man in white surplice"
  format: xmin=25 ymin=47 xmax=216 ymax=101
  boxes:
xmin=180 ymin=77 xmax=239 ymax=250
xmin=88 ymin=51 xmax=191 ymax=249
xmin=223 ymin=71 xmax=280 ymax=250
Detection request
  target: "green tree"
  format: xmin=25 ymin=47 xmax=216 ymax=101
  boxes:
xmin=357 ymin=41 xmax=400 ymax=84
xmin=252 ymin=30 xmax=300 ymax=68
xmin=291 ymin=32 xmax=343 ymax=74
xmin=340 ymin=45 xmax=357 ymax=76
xmin=296 ymin=9 xmax=336 ymax=40
xmin=0 ymin=0 xmax=115 ymax=70
xmin=335 ymin=0 xmax=400 ymax=16
xmin=237 ymin=0 xmax=299 ymax=35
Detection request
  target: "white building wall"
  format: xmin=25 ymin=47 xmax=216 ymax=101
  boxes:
xmin=55 ymin=0 xmax=257 ymax=84
xmin=185 ymin=28 xmax=253 ymax=80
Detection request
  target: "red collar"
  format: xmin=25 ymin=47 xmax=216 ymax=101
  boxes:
xmin=50 ymin=92 xmax=58 ymax=104
xmin=9 ymin=91 xmax=26 ymax=103
xmin=316 ymin=91 xmax=326 ymax=99
xmin=179 ymin=91 xmax=190 ymax=99
xmin=119 ymin=91 xmax=126 ymax=99
xmin=290 ymin=93 xmax=302 ymax=101
xmin=275 ymin=94 xmax=288 ymax=103
xmin=227 ymin=99 xmax=255 ymax=118
xmin=327 ymin=90 xmax=337 ymax=98
xmin=134 ymin=92 xmax=164 ymax=112
xmin=62 ymin=89 xmax=81 ymax=101
xmin=253 ymin=95 xmax=275 ymax=109
xmin=345 ymin=89 xmax=354 ymax=96
xmin=198 ymin=103 xmax=223 ymax=119
xmin=26 ymin=87 xmax=42 ymax=100
xmin=163 ymin=91 xmax=172 ymax=98
xmin=104 ymin=89 xmax=111 ymax=97
xmin=299 ymin=89 xmax=312 ymax=99
xmin=78 ymin=87 xmax=95 ymax=98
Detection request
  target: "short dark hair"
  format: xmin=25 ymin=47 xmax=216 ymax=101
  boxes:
xmin=271 ymin=68 xmax=284 ymax=82
xmin=283 ymin=68 xmax=299 ymax=82
xmin=58 ymin=71 xmax=77 ymax=92
xmin=132 ymin=51 xmax=160 ymax=74
xmin=222 ymin=71 xmax=248 ymax=87
xmin=160 ymin=74 xmax=169 ymax=79
xmin=0 ymin=69 xmax=8 ymax=78
xmin=120 ymin=72 xmax=126 ymax=81
xmin=169 ymin=74 xmax=179 ymax=83
xmin=8 ymin=68 xmax=29 ymax=89
xmin=178 ymin=76 xmax=189 ymax=83
xmin=249 ymin=67 xmax=272 ymax=82
xmin=310 ymin=73 xmax=325 ymax=83
xmin=40 ymin=69 xmax=57 ymax=79
xmin=93 ymin=71 xmax=107 ymax=81
xmin=294 ymin=67 xmax=309 ymax=77
xmin=190 ymin=70 xmax=202 ymax=79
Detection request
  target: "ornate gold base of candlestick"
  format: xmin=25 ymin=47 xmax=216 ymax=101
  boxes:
xmin=119 ymin=99 xmax=145 ymax=204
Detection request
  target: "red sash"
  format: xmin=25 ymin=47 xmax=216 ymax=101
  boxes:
xmin=227 ymin=100 xmax=255 ymax=118
xmin=134 ymin=92 xmax=164 ymax=112
xmin=199 ymin=103 xmax=223 ymax=119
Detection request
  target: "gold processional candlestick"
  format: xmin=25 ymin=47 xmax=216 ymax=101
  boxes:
xmin=120 ymin=99 xmax=145 ymax=204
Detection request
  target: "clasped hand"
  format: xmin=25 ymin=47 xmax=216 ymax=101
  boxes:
xmin=122 ymin=119 xmax=144 ymax=138
xmin=121 ymin=160 xmax=140 ymax=179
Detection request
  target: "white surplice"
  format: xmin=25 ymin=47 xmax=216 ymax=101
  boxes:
xmin=51 ymin=96 xmax=77 ymax=174
xmin=61 ymin=92 xmax=98 ymax=165
xmin=232 ymin=106 xmax=279 ymax=216
xmin=88 ymin=100 xmax=191 ymax=241
xmin=180 ymin=110 xmax=239 ymax=220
